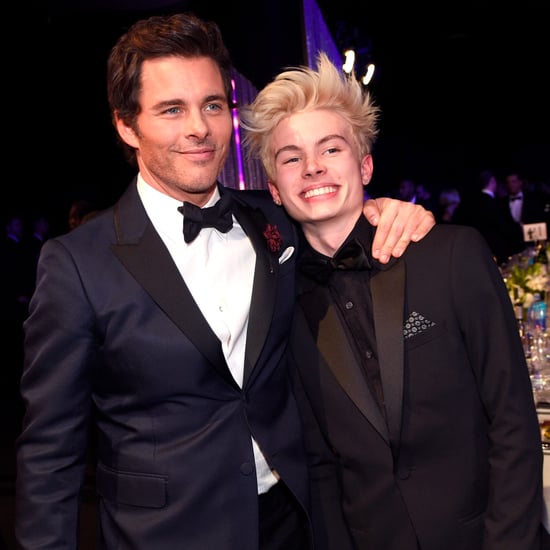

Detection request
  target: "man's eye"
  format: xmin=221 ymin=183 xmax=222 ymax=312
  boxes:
xmin=282 ymin=157 xmax=299 ymax=165
xmin=164 ymin=107 xmax=181 ymax=115
xmin=205 ymin=103 xmax=223 ymax=113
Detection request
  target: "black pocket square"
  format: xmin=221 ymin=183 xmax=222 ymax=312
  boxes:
xmin=403 ymin=311 xmax=436 ymax=339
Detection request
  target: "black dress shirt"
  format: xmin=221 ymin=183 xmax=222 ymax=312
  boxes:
xmin=297 ymin=216 xmax=386 ymax=413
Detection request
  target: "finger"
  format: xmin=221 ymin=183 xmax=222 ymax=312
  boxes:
xmin=389 ymin=209 xmax=436 ymax=259
xmin=362 ymin=198 xmax=385 ymax=226
xmin=370 ymin=200 xmax=410 ymax=262
xmin=410 ymin=211 xmax=436 ymax=242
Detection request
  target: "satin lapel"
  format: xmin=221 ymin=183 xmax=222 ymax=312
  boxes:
xmin=110 ymin=187 xmax=234 ymax=387
xmin=314 ymin=297 xmax=389 ymax=442
xmin=370 ymin=261 xmax=405 ymax=449
xmin=231 ymin=200 xmax=278 ymax=385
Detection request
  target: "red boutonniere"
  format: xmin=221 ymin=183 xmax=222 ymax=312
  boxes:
xmin=263 ymin=224 xmax=282 ymax=253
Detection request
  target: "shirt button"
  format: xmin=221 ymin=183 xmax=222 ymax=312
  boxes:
xmin=365 ymin=350 xmax=373 ymax=359
xmin=345 ymin=301 xmax=353 ymax=310
xmin=240 ymin=462 xmax=254 ymax=475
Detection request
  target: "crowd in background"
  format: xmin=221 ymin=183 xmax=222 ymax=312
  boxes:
xmin=389 ymin=169 xmax=550 ymax=266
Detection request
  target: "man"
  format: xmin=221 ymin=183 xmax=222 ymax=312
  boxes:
xmin=502 ymin=170 xmax=549 ymax=230
xmin=14 ymin=14 xmax=434 ymax=550
xmin=241 ymin=52 xmax=543 ymax=549
xmin=453 ymin=169 xmax=524 ymax=263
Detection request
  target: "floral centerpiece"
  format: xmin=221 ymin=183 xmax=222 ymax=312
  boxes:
xmin=501 ymin=244 xmax=550 ymax=310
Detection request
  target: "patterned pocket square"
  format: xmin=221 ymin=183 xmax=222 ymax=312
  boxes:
xmin=279 ymin=246 xmax=295 ymax=265
xmin=403 ymin=311 xmax=436 ymax=339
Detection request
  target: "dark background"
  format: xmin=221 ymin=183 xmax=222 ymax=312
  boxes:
xmin=22 ymin=0 xmax=550 ymax=233
xmin=317 ymin=0 xmax=550 ymax=193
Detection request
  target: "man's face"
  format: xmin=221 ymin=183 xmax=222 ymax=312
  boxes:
xmin=268 ymin=109 xmax=372 ymax=235
xmin=116 ymin=56 xmax=233 ymax=205
xmin=506 ymin=174 xmax=523 ymax=196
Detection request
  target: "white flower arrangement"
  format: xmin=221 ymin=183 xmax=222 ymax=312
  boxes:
xmin=502 ymin=248 xmax=550 ymax=309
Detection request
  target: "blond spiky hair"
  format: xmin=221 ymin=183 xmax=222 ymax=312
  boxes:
xmin=240 ymin=52 xmax=379 ymax=181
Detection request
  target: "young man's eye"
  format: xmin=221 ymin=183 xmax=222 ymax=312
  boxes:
xmin=164 ymin=106 xmax=181 ymax=115
xmin=282 ymin=156 xmax=300 ymax=165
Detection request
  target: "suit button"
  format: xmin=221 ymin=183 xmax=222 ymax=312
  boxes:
xmin=240 ymin=462 xmax=254 ymax=475
xmin=396 ymin=465 xmax=410 ymax=480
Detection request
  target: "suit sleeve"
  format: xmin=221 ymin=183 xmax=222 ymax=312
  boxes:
xmin=449 ymin=226 xmax=543 ymax=549
xmin=15 ymin=238 xmax=96 ymax=549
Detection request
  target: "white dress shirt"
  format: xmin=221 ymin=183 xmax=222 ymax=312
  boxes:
xmin=509 ymin=192 xmax=523 ymax=223
xmin=137 ymin=176 xmax=279 ymax=494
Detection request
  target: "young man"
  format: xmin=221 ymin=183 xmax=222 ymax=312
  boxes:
xmin=241 ymin=52 xmax=543 ymax=550
xmin=15 ymin=14 xmax=434 ymax=550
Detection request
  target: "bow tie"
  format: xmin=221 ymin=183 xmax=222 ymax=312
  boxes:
xmin=299 ymin=238 xmax=372 ymax=284
xmin=509 ymin=195 xmax=522 ymax=202
xmin=178 ymin=194 xmax=234 ymax=243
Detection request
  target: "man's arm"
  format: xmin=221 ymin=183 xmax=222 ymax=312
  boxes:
xmin=364 ymin=198 xmax=436 ymax=263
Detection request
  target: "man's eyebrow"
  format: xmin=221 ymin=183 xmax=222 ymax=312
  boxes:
xmin=274 ymin=134 xmax=347 ymax=161
xmin=151 ymin=93 xmax=228 ymax=110
xmin=274 ymin=144 xmax=301 ymax=161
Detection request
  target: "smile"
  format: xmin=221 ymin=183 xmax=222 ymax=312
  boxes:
xmin=303 ymin=186 xmax=337 ymax=199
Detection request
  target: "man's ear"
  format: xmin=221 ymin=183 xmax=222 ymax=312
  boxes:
xmin=267 ymin=181 xmax=283 ymax=206
xmin=115 ymin=113 xmax=139 ymax=149
xmin=360 ymin=154 xmax=374 ymax=186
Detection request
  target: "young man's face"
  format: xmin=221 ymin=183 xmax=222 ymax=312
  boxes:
xmin=268 ymin=109 xmax=372 ymax=233
xmin=116 ymin=56 xmax=233 ymax=205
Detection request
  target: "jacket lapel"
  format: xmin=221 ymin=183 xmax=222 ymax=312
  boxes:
xmin=370 ymin=261 xmax=405 ymax=450
xmin=110 ymin=183 xmax=235 ymax=387
xmin=314 ymin=302 xmax=390 ymax=442
xmin=231 ymin=199 xmax=279 ymax=385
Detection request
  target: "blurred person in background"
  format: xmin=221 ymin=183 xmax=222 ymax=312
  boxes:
xmin=67 ymin=198 xmax=97 ymax=231
xmin=453 ymin=169 xmax=524 ymax=264
xmin=502 ymin=170 xmax=549 ymax=231
xmin=435 ymin=187 xmax=461 ymax=223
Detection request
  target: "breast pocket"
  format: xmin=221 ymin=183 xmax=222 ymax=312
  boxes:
xmin=404 ymin=320 xmax=447 ymax=351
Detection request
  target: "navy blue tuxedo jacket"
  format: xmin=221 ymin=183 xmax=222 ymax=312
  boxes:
xmin=15 ymin=180 xmax=312 ymax=549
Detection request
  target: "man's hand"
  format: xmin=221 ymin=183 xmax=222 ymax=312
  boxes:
xmin=364 ymin=198 xmax=436 ymax=263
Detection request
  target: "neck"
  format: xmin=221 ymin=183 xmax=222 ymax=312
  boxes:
xmin=302 ymin=214 xmax=360 ymax=257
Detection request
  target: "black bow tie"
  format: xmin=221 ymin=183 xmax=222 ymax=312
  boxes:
xmin=178 ymin=194 xmax=234 ymax=243
xmin=299 ymin=238 xmax=372 ymax=284
xmin=509 ymin=195 xmax=522 ymax=202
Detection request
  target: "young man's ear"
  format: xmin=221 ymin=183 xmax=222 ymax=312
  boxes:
xmin=267 ymin=181 xmax=283 ymax=206
xmin=361 ymin=154 xmax=374 ymax=186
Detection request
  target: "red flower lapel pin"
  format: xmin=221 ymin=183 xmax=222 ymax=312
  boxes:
xmin=263 ymin=224 xmax=282 ymax=253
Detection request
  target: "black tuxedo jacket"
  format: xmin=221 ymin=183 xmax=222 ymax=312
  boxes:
xmin=290 ymin=223 xmax=543 ymax=550
xmin=15 ymin=180 xmax=312 ymax=549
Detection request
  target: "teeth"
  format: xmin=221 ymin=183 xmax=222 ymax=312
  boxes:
xmin=304 ymin=186 xmax=335 ymax=199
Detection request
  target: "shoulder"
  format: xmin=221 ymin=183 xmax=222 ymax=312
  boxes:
xmin=224 ymin=187 xmax=294 ymax=230
xmin=224 ymin=187 xmax=270 ymax=207
xmin=405 ymin=223 xmax=494 ymax=260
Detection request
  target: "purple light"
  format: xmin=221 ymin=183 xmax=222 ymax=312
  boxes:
xmin=231 ymin=79 xmax=246 ymax=189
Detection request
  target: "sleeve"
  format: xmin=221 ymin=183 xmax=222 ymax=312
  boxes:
xmin=450 ymin=226 xmax=543 ymax=549
xmin=15 ymin=238 xmax=97 ymax=549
